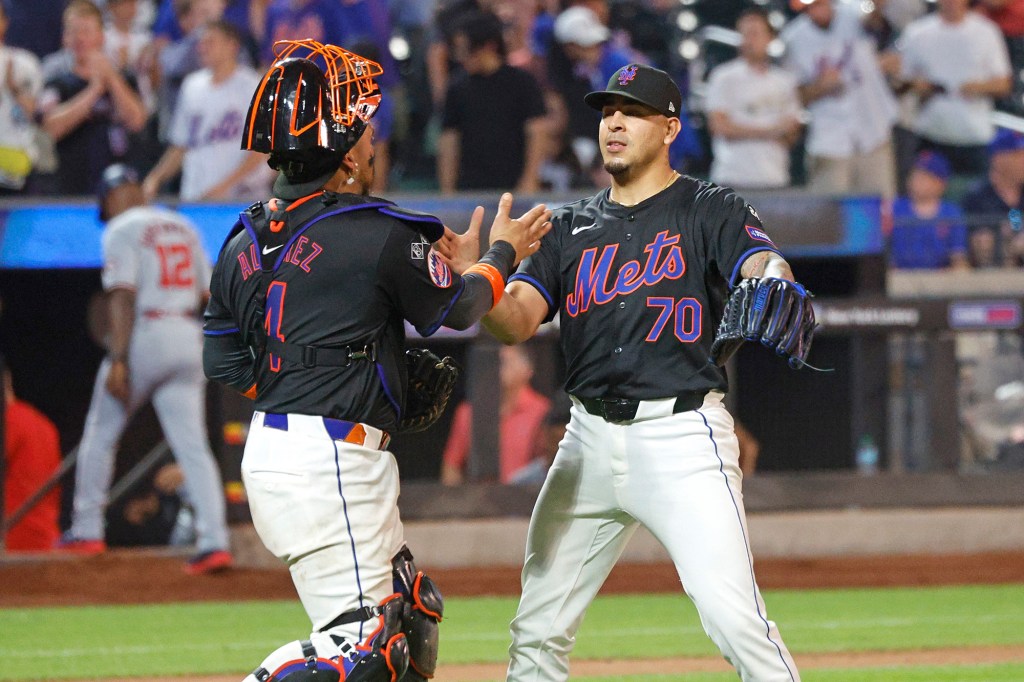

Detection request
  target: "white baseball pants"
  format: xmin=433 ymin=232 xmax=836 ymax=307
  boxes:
xmin=507 ymin=391 xmax=799 ymax=682
xmin=69 ymin=317 xmax=229 ymax=552
xmin=242 ymin=411 xmax=406 ymax=644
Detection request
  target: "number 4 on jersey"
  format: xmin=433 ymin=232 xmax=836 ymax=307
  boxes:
xmin=265 ymin=281 xmax=287 ymax=372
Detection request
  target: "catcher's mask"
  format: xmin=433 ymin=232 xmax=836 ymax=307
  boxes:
xmin=242 ymin=40 xmax=383 ymax=196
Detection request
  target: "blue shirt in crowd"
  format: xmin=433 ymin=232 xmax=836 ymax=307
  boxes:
xmin=889 ymin=198 xmax=968 ymax=269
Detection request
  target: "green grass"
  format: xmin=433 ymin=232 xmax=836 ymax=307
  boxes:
xmin=1 ymin=584 xmax=1022 ymax=680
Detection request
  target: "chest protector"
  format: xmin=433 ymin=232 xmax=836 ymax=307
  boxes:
xmin=223 ymin=191 xmax=444 ymax=368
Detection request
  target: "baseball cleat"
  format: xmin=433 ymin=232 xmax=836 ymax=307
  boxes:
xmin=55 ymin=534 xmax=107 ymax=555
xmin=184 ymin=549 xmax=233 ymax=575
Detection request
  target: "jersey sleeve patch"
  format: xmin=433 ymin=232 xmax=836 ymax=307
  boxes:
xmin=745 ymin=225 xmax=775 ymax=245
xmin=410 ymin=236 xmax=428 ymax=260
xmin=428 ymin=249 xmax=453 ymax=288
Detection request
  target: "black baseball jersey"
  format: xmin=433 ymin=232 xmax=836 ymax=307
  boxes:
xmin=511 ymin=176 xmax=782 ymax=399
xmin=204 ymin=192 xmax=475 ymax=431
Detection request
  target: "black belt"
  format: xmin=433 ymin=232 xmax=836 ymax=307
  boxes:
xmin=264 ymin=338 xmax=376 ymax=368
xmin=577 ymin=391 xmax=708 ymax=423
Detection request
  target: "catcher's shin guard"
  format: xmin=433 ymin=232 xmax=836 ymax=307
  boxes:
xmin=245 ymin=595 xmax=412 ymax=682
xmin=391 ymin=546 xmax=444 ymax=680
xmin=344 ymin=594 xmax=411 ymax=682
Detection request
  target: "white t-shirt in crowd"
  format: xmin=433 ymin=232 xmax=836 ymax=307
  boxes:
xmin=102 ymin=205 xmax=211 ymax=317
xmin=0 ymin=45 xmax=42 ymax=189
xmin=169 ymin=65 xmax=267 ymax=201
xmin=782 ymin=4 xmax=897 ymax=158
xmin=899 ymin=11 xmax=1011 ymax=146
xmin=705 ymin=58 xmax=801 ymax=189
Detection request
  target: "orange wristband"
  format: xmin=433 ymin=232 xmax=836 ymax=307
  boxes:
xmin=464 ymin=263 xmax=505 ymax=307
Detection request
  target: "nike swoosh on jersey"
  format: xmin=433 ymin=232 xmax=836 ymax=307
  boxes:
xmin=571 ymin=223 xmax=600 ymax=235
xmin=262 ymin=244 xmax=284 ymax=255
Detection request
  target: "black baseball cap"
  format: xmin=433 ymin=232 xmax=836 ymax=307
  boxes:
xmin=97 ymin=164 xmax=140 ymax=221
xmin=584 ymin=64 xmax=682 ymax=119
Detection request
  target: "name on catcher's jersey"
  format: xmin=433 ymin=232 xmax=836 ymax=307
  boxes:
xmin=510 ymin=176 xmax=781 ymax=399
xmin=204 ymin=193 xmax=473 ymax=430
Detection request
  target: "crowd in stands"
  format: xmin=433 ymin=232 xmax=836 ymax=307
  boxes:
xmin=0 ymin=0 xmax=1024 ymax=269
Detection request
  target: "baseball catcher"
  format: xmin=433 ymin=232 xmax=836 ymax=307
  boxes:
xmin=709 ymin=276 xmax=818 ymax=369
xmin=203 ymin=39 xmax=551 ymax=681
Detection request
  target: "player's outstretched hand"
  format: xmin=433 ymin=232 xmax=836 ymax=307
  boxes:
xmin=489 ymin=192 xmax=552 ymax=265
xmin=434 ymin=206 xmax=484 ymax=275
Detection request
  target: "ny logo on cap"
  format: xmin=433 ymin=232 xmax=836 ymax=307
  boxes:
xmin=618 ymin=65 xmax=638 ymax=85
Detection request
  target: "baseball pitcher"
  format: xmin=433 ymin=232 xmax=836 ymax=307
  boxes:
xmin=437 ymin=64 xmax=815 ymax=682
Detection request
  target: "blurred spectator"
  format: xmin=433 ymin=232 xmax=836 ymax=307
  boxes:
xmin=261 ymin=0 xmax=395 ymax=80
xmin=0 ymin=3 xmax=43 ymax=194
xmin=143 ymin=20 xmax=269 ymax=201
xmin=37 ymin=0 xmax=147 ymax=196
xmin=522 ymin=397 xmax=571 ymax=486
xmin=547 ymin=5 xmax=644 ymax=174
xmin=610 ymin=0 xmax=675 ymax=71
xmin=105 ymin=462 xmax=189 ymax=547
xmin=151 ymin=0 xmax=260 ymax=60
xmin=105 ymin=0 xmax=156 ymax=117
xmin=705 ymin=7 xmax=801 ymax=191
xmin=3 ymin=369 xmax=61 ymax=552
xmin=441 ymin=346 xmax=552 ymax=486
xmin=880 ymin=0 xmax=928 ymax=31
xmin=105 ymin=0 xmax=152 ymax=76
xmin=863 ymin=0 xmax=899 ymax=52
xmin=899 ymin=0 xmax=1012 ymax=175
xmin=4 ymin=0 xmax=65 ymax=61
xmin=978 ymin=0 xmax=1024 ymax=115
xmin=889 ymin=150 xmax=970 ymax=270
xmin=537 ymin=88 xmax=587 ymax=192
xmin=977 ymin=0 xmax=1024 ymax=39
xmin=437 ymin=10 xmax=549 ymax=193
xmin=962 ymin=127 xmax=1024 ymax=267
xmin=425 ymin=0 xmax=480 ymax=111
xmin=782 ymin=0 xmax=898 ymax=197
xmin=960 ymin=333 xmax=1024 ymax=470
xmin=262 ymin=0 xmax=349 ymax=64
xmin=153 ymin=0 xmax=227 ymax=138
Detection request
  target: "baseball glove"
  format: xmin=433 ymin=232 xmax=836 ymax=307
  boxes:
xmin=709 ymin=277 xmax=818 ymax=369
xmin=399 ymin=348 xmax=459 ymax=433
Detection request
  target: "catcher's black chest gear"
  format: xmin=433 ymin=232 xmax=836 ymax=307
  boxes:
xmin=513 ymin=176 xmax=782 ymax=399
xmin=205 ymin=191 xmax=461 ymax=431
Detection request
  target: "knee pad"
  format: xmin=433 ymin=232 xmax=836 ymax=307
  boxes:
xmin=391 ymin=546 xmax=444 ymax=679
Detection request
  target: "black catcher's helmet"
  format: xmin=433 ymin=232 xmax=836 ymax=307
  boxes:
xmin=242 ymin=40 xmax=383 ymax=194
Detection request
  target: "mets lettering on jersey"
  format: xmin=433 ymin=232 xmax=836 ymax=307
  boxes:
xmin=566 ymin=231 xmax=685 ymax=316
